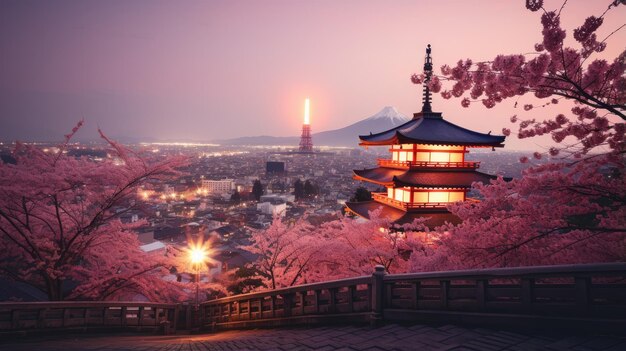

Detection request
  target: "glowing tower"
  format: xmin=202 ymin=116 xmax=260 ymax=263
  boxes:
xmin=299 ymin=98 xmax=314 ymax=153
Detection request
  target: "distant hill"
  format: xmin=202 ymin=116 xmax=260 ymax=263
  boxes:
xmin=216 ymin=106 xmax=409 ymax=147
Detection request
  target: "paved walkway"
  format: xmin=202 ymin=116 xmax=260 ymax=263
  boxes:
xmin=2 ymin=324 xmax=625 ymax=351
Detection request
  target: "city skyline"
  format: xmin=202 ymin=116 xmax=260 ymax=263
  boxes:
xmin=1 ymin=0 xmax=623 ymax=151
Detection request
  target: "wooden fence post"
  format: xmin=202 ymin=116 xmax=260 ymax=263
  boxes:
xmin=370 ymin=265 xmax=386 ymax=328
xmin=282 ymin=294 xmax=294 ymax=317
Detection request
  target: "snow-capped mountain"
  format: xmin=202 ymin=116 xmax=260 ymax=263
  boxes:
xmin=216 ymin=106 xmax=410 ymax=147
xmin=365 ymin=106 xmax=408 ymax=124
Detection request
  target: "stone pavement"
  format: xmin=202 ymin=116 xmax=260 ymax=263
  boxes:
xmin=2 ymin=323 xmax=625 ymax=351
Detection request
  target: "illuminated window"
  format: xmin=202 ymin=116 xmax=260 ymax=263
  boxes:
xmin=449 ymin=192 xmax=465 ymax=202
xmin=430 ymin=152 xmax=450 ymax=162
xmin=387 ymin=187 xmax=393 ymax=198
xmin=394 ymin=189 xmax=404 ymax=202
xmin=399 ymin=151 xmax=407 ymax=162
xmin=403 ymin=189 xmax=411 ymax=202
xmin=392 ymin=152 xmax=399 ymax=161
xmin=450 ymin=153 xmax=464 ymax=162
xmin=428 ymin=191 xmax=449 ymax=203
xmin=415 ymin=152 xmax=429 ymax=162
xmin=413 ymin=192 xmax=428 ymax=203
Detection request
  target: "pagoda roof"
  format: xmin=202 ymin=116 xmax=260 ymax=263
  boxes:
xmin=359 ymin=112 xmax=506 ymax=147
xmin=353 ymin=167 xmax=499 ymax=188
xmin=345 ymin=200 xmax=460 ymax=228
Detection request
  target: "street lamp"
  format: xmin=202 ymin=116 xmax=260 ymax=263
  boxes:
xmin=189 ymin=245 xmax=207 ymax=308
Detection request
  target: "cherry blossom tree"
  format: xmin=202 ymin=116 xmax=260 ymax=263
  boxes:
xmin=0 ymin=123 xmax=195 ymax=301
xmin=242 ymin=212 xmax=427 ymax=290
xmin=240 ymin=216 xmax=326 ymax=289
xmin=409 ymin=0 xmax=625 ymax=269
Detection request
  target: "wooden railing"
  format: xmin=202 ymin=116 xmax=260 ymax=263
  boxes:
xmin=1 ymin=263 xmax=625 ymax=335
xmin=0 ymin=301 xmax=182 ymax=334
xmin=377 ymin=159 xmax=480 ymax=170
xmin=371 ymin=192 xmax=449 ymax=211
xmin=201 ymin=263 xmax=626 ymax=332
xmin=200 ymin=276 xmax=372 ymax=330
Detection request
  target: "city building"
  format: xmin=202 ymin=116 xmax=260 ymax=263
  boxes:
xmin=266 ymin=161 xmax=286 ymax=174
xmin=346 ymin=45 xmax=507 ymax=228
xmin=257 ymin=201 xmax=287 ymax=217
xmin=201 ymin=179 xmax=235 ymax=194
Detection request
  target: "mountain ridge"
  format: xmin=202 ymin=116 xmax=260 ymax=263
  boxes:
xmin=215 ymin=106 xmax=409 ymax=147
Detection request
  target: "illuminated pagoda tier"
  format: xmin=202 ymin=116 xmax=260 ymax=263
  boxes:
xmin=345 ymin=45 xmax=506 ymax=228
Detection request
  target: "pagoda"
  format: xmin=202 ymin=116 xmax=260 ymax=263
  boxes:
xmin=345 ymin=45 xmax=506 ymax=228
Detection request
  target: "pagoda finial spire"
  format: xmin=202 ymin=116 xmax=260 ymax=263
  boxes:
xmin=422 ymin=44 xmax=433 ymax=113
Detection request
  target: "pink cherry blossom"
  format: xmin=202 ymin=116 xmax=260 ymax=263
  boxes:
xmin=0 ymin=123 xmax=203 ymax=301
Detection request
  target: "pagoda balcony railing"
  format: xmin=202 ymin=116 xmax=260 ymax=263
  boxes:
xmin=372 ymin=192 xmax=449 ymax=211
xmin=377 ymin=159 xmax=480 ymax=170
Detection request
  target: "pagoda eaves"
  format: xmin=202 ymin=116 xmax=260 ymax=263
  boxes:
xmin=359 ymin=111 xmax=505 ymax=147
xmin=353 ymin=168 xmax=500 ymax=189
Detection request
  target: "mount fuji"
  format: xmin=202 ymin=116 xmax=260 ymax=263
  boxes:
xmin=216 ymin=106 xmax=409 ymax=147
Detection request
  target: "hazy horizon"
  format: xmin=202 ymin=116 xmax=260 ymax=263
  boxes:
xmin=1 ymin=0 xmax=624 ymax=150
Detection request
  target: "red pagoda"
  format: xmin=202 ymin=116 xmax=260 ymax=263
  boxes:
xmin=345 ymin=45 xmax=507 ymax=228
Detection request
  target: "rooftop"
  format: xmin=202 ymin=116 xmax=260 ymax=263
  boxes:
xmin=359 ymin=111 xmax=506 ymax=147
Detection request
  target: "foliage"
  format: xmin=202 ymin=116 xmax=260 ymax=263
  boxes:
xmin=350 ymin=187 xmax=372 ymax=202
xmin=303 ymin=180 xmax=319 ymax=198
xmin=231 ymin=190 xmax=242 ymax=203
xmin=252 ymin=179 xmax=264 ymax=201
xmin=241 ymin=212 xmax=427 ymax=290
xmin=0 ymin=124 xmax=196 ymax=301
xmin=409 ymin=0 xmax=626 ymax=268
xmin=293 ymin=179 xmax=304 ymax=200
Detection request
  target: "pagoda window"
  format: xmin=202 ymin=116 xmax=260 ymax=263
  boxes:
xmin=427 ymin=190 xmax=466 ymax=203
xmin=449 ymin=152 xmax=463 ymax=162
xmin=429 ymin=191 xmax=450 ymax=203
xmin=394 ymin=189 xmax=404 ymax=202
xmin=449 ymin=191 xmax=465 ymax=202
xmin=412 ymin=191 xmax=428 ymax=203
xmin=415 ymin=152 xmax=430 ymax=162
xmin=430 ymin=152 xmax=449 ymax=162
xmin=403 ymin=189 xmax=411 ymax=202
xmin=398 ymin=151 xmax=407 ymax=162
xmin=391 ymin=188 xmax=412 ymax=202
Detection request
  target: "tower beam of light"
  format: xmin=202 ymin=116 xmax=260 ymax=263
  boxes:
xmin=304 ymin=98 xmax=310 ymax=125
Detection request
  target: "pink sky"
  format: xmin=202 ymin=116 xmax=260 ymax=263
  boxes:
xmin=0 ymin=0 xmax=623 ymax=150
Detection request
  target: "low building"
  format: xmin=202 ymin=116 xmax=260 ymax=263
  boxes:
xmin=201 ymin=179 xmax=234 ymax=194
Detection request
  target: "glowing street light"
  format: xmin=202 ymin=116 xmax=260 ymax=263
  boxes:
xmin=188 ymin=241 xmax=208 ymax=309
xmin=190 ymin=247 xmax=207 ymax=265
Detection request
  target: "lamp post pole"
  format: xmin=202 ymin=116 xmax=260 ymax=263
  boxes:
xmin=195 ymin=263 xmax=200 ymax=309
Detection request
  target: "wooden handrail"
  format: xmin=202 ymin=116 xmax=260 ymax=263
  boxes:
xmin=201 ymin=276 xmax=370 ymax=305
xmin=2 ymin=263 xmax=625 ymax=334
xmin=377 ymin=159 xmax=480 ymax=169
xmin=199 ymin=262 xmax=626 ymax=331
xmin=371 ymin=192 xmax=449 ymax=210
xmin=0 ymin=301 xmax=182 ymax=334
xmin=383 ymin=262 xmax=626 ymax=282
